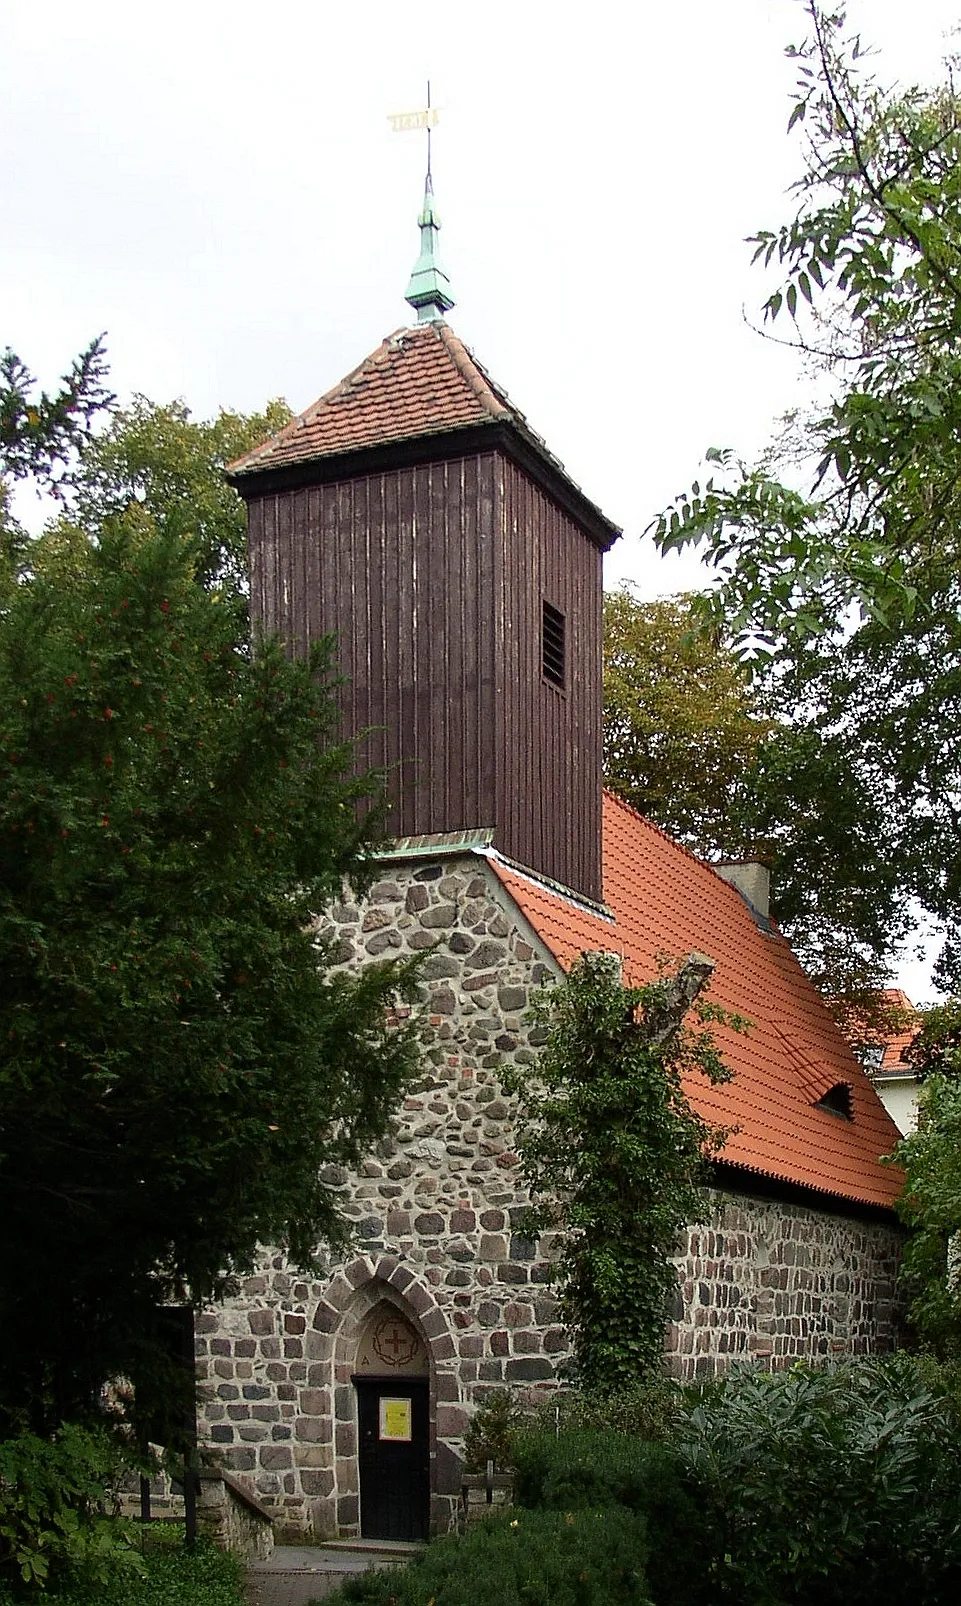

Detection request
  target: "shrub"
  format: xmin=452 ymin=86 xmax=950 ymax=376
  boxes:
xmin=0 ymin=1425 xmax=142 ymax=1594
xmin=511 ymin=1429 xmax=697 ymax=1606
xmin=463 ymin=1390 xmax=526 ymax=1472
xmin=464 ymin=1381 xmax=679 ymax=1474
xmin=0 ymin=1527 xmax=244 ymax=1606
xmin=529 ymin=1381 xmax=680 ymax=1441
xmin=331 ymin=1509 xmax=653 ymax=1606
xmin=674 ymin=1357 xmax=961 ymax=1606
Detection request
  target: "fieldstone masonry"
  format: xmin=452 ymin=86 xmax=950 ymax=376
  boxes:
xmin=196 ymin=852 xmax=905 ymax=1540
xmin=671 ymin=1189 xmax=903 ymax=1377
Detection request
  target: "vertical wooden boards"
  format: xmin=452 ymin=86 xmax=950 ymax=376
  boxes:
xmin=497 ymin=458 xmax=604 ymax=902
xmin=245 ymin=447 xmax=604 ymax=903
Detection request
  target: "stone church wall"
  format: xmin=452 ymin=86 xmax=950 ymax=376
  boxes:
xmin=194 ymin=852 xmax=905 ymax=1540
xmin=671 ymin=1189 xmax=904 ymax=1377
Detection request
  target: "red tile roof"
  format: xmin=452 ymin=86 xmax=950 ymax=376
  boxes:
xmin=229 ymin=322 xmax=545 ymax=475
xmin=873 ymin=989 xmax=919 ymax=1079
xmin=491 ymin=792 xmax=904 ymax=1211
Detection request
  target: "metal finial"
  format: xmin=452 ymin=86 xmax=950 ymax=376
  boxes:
xmin=402 ymin=82 xmax=454 ymax=324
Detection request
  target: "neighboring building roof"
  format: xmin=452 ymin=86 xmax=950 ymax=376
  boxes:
xmin=490 ymin=790 xmax=904 ymax=1212
xmin=226 ymin=322 xmax=620 ymax=549
xmin=871 ymin=988 xmax=919 ymax=1081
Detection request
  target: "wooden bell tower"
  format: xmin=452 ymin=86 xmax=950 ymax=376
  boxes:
xmin=229 ymin=185 xmax=619 ymax=904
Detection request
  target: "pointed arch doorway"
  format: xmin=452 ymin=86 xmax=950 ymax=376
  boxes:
xmin=353 ymin=1302 xmax=430 ymax=1540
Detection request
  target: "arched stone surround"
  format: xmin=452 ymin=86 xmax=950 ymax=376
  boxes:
xmin=310 ymin=1256 xmax=463 ymax=1536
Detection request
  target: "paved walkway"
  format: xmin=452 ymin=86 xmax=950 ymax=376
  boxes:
xmin=246 ymin=1542 xmax=418 ymax=1606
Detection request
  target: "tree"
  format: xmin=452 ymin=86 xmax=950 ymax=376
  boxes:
xmin=649 ymin=3 xmax=961 ymax=986
xmin=0 ymin=394 xmax=420 ymax=1437
xmin=505 ymin=952 xmax=734 ymax=1392
xmin=602 ymin=590 xmax=769 ymax=855
xmin=602 ymin=588 xmax=907 ymax=1019
xmin=70 ymin=392 xmax=292 ymax=601
xmin=0 ymin=337 xmax=113 ymax=500
xmin=894 ymin=1068 xmax=961 ymax=1357
xmin=905 ymin=998 xmax=961 ymax=1083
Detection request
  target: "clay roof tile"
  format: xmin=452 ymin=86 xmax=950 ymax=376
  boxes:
xmin=229 ymin=322 xmax=548 ymax=475
xmin=490 ymin=791 xmax=904 ymax=1212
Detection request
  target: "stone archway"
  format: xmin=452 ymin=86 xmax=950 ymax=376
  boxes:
xmin=309 ymin=1257 xmax=461 ymax=1537
xmin=353 ymin=1303 xmax=429 ymax=1539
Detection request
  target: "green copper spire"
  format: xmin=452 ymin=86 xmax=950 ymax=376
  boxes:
xmin=405 ymin=170 xmax=455 ymax=323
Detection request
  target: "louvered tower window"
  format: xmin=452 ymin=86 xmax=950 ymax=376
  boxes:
xmin=542 ymin=601 xmax=566 ymax=688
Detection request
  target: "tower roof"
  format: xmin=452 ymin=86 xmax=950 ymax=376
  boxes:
xmin=227 ymin=322 xmax=620 ymax=550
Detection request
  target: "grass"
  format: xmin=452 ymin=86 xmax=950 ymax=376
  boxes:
xmin=0 ymin=1527 xmax=246 ymax=1606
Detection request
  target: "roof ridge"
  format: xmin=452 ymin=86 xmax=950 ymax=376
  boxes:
xmin=437 ymin=323 xmax=567 ymax=471
xmin=226 ymin=322 xmax=505 ymax=479
xmin=225 ymin=324 xmax=620 ymax=549
xmin=602 ymin=786 xmax=733 ymax=876
xmin=225 ymin=329 xmax=409 ymax=475
xmin=436 ymin=324 xmax=512 ymax=422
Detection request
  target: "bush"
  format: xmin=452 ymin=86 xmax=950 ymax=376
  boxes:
xmin=463 ymin=1390 xmax=526 ymax=1472
xmin=674 ymin=1357 xmax=961 ymax=1606
xmin=0 ymin=1528 xmax=244 ymax=1606
xmin=331 ymin=1509 xmax=653 ymax=1606
xmin=0 ymin=1425 xmax=142 ymax=1594
xmin=511 ymin=1430 xmax=697 ymax=1606
xmin=464 ymin=1382 xmax=680 ymax=1475
xmin=529 ymin=1381 xmax=680 ymax=1442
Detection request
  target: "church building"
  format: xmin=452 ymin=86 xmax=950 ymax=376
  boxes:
xmin=196 ymin=171 xmax=906 ymax=1543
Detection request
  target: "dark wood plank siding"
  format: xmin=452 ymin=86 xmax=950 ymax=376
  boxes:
xmin=246 ymin=456 xmax=499 ymax=841
xmin=497 ymin=457 xmax=604 ymax=902
xmin=246 ymin=448 xmax=603 ymax=902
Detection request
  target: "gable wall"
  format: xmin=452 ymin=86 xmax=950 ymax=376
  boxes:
xmin=196 ymin=854 xmax=905 ymax=1540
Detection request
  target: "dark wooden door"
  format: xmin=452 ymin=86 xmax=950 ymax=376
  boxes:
xmin=355 ymin=1377 xmax=430 ymax=1540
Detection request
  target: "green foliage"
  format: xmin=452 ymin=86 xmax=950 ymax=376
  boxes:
xmin=463 ymin=1390 xmax=526 ymax=1473
xmin=653 ymin=0 xmax=961 ymax=641
xmin=0 ymin=1426 xmax=140 ymax=1594
xmin=69 ymin=394 xmax=292 ymax=603
xmin=904 ymin=996 xmax=961 ymax=1082
xmin=511 ymin=1429 xmax=675 ymax=1513
xmin=893 ymin=1072 xmax=961 ymax=1355
xmin=510 ymin=1430 xmax=696 ymax=1606
xmin=0 ymin=396 xmax=421 ymax=1436
xmin=504 ymin=954 xmax=735 ymax=1393
xmin=601 ymin=588 xmax=906 ymax=1009
xmin=602 ymin=590 xmax=769 ymax=856
xmin=331 ymin=1509 xmax=653 ymax=1606
xmin=339 ymin=1363 xmax=961 ymax=1606
xmin=0 ymin=340 xmax=113 ymax=501
xmin=465 ymin=1382 xmax=680 ymax=1475
xmin=0 ymin=1528 xmax=244 ymax=1606
xmin=647 ymin=5 xmax=961 ymax=990
xmin=529 ymin=1381 xmax=680 ymax=1442
xmin=674 ymin=1358 xmax=961 ymax=1606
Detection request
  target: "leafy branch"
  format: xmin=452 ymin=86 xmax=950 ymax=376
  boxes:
xmin=504 ymin=952 xmax=742 ymax=1392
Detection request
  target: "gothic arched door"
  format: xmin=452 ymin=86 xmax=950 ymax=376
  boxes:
xmin=353 ymin=1305 xmax=430 ymax=1540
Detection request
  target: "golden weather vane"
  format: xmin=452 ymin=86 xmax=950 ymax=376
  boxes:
xmin=391 ymin=82 xmax=454 ymax=322
xmin=388 ymin=82 xmax=439 ymax=175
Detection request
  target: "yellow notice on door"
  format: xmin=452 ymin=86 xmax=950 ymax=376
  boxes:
xmin=379 ymin=1397 xmax=412 ymax=1441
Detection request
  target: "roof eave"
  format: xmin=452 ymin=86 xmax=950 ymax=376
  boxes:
xmin=227 ymin=418 xmax=621 ymax=553
xmin=708 ymin=1156 xmax=904 ymax=1223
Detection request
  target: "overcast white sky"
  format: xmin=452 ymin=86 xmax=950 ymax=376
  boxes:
xmin=3 ymin=0 xmax=958 ymax=995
